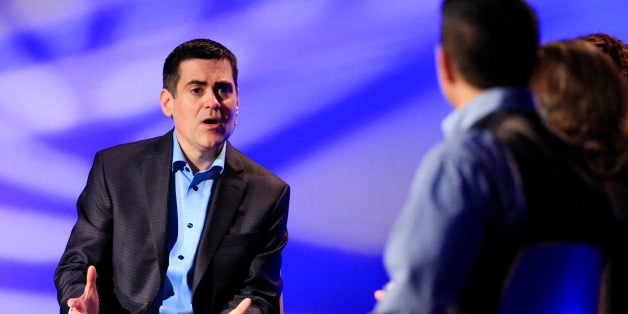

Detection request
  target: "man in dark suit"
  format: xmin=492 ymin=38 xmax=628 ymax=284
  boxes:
xmin=54 ymin=38 xmax=289 ymax=314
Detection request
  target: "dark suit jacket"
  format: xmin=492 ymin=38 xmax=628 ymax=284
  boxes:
xmin=54 ymin=130 xmax=290 ymax=314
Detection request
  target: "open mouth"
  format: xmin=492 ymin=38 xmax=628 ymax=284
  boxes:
xmin=203 ymin=118 xmax=221 ymax=125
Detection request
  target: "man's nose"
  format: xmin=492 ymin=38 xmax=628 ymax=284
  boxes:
xmin=204 ymin=93 xmax=220 ymax=110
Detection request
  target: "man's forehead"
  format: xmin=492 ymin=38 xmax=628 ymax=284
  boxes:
xmin=178 ymin=58 xmax=234 ymax=82
xmin=179 ymin=58 xmax=231 ymax=71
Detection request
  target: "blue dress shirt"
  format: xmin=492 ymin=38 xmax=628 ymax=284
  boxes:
xmin=159 ymin=133 xmax=225 ymax=314
xmin=374 ymin=88 xmax=533 ymax=313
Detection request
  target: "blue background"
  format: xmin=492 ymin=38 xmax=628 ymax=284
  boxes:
xmin=0 ymin=1 xmax=626 ymax=313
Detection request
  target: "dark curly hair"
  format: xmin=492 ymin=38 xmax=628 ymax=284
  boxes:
xmin=580 ymin=33 xmax=628 ymax=82
xmin=532 ymin=39 xmax=628 ymax=177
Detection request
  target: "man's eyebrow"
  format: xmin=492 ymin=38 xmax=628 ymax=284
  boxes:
xmin=184 ymin=80 xmax=208 ymax=87
xmin=184 ymin=80 xmax=233 ymax=87
xmin=214 ymin=81 xmax=234 ymax=87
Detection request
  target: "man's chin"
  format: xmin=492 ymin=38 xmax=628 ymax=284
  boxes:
xmin=201 ymin=138 xmax=226 ymax=151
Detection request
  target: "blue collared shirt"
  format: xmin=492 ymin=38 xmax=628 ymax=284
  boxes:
xmin=374 ymin=87 xmax=531 ymax=313
xmin=159 ymin=133 xmax=225 ymax=314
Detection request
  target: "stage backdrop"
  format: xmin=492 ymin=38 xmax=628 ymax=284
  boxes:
xmin=0 ymin=0 xmax=626 ymax=313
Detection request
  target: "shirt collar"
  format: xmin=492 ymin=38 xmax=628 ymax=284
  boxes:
xmin=441 ymin=87 xmax=535 ymax=139
xmin=171 ymin=132 xmax=226 ymax=176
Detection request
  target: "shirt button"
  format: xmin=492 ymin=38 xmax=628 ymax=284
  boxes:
xmin=184 ymin=167 xmax=190 ymax=172
xmin=192 ymin=185 xmax=198 ymax=191
xmin=187 ymin=223 xmax=193 ymax=228
xmin=178 ymin=255 xmax=184 ymax=260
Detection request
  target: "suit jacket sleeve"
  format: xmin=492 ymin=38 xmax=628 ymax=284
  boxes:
xmin=53 ymin=151 xmax=120 ymax=313
xmin=221 ymin=183 xmax=290 ymax=314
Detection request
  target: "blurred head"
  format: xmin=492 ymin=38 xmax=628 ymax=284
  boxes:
xmin=531 ymin=39 xmax=628 ymax=177
xmin=579 ymin=33 xmax=628 ymax=82
xmin=160 ymin=39 xmax=240 ymax=162
xmin=440 ymin=0 xmax=539 ymax=89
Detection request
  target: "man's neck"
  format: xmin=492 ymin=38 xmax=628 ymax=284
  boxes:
xmin=449 ymin=80 xmax=482 ymax=110
xmin=181 ymin=145 xmax=221 ymax=174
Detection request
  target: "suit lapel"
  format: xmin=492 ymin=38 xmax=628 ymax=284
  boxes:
xmin=192 ymin=143 xmax=247 ymax=291
xmin=143 ymin=131 xmax=174 ymax=278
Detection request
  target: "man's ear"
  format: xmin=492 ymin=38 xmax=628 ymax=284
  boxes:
xmin=234 ymin=87 xmax=240 ymax=117
xmin=436 ymin=46 xmax=456 ymax=85
xmin=435 ymin=45 xmax=478 ymax=108
xmin=435 ymin=45 xmax=461 ymax=107
xmin=160 ymin=89 xmax=174 ymax=117
xmin=236 ymin=88 xmax=240 ymax=115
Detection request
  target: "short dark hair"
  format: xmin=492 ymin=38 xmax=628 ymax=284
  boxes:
xmin=441 ymin=0 xmax=539 ymax=88
xmin=162 ymin=38 xmax=238 ymax=97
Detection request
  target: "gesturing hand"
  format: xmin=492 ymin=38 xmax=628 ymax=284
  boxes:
xmin=66 ymin=265 xmax=99 ymax=314
xmin=374 ymin=281 xmax=394 ymax=302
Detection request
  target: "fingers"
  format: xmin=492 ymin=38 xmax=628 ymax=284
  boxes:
xmin=235 ymin=298 xmax=252 ymax=311
xmin=374 ymin=289 xmax=386 ymax=301
xmin=374 ymin=281 xmax=394 ymax=302
xmin=67 ymin=298 xmax=79 ymax=309
xmin=384 ymin=281 xmax=394 ymax=290
xmin=67 ymin=297 xmax=84 ymax=313
xmin=66 ymin=266 xmax=99 ymax=314
xmin=229 ymin=298 xmax=252 ymax=314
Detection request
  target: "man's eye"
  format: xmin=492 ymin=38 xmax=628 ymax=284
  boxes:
xmin=191 ymin=87 xmax=202 ymax=95
xmin=215 ymin=84 xmax=233 ymax=97
xmin=218 ymin=87 xmax=232 ymax=95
